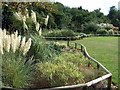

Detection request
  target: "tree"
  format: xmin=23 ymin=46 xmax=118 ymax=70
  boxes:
xmin=84 ymin=22 xmax=98 ymax=34
xmin=108 ymin=6 xmax=120 ymax=30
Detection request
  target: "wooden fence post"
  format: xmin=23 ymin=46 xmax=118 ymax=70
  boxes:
xmin=81 ymin=46 xmax=83 ymax=52
xmin=97 ymin=63 xmax=100 ymax=69
xmin=108 ymin=76 xmax=112 ymax=90
xmin=75 ymin=43 xmax=77 ymax=49
xmin=67 ymin=40 xmax=69 ymax=47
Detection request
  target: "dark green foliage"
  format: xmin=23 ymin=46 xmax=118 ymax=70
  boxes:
xmin=2 ymin=2 xmax=112 ymax=34
xmin=43 ymin=29 xmax=77 ymax=37
xmin=108 ymin=6 xmax=120 ymax=29
xmin=28 ymin=35 xmax=61 ymax=62
xmin=84 ymin=23 xmax=98 ymax=34
xmin=96 ymin=29 xmax=108 ymax=34
xmin=43 ymin=29 xmax=79 ymax=40
xmin=2 ymin=4 xmax=14 ymax=33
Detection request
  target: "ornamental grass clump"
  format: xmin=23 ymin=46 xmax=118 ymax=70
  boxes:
xmin=0 ymin=28 xmax=34 ymax=88
xmin=0 ymin=28 xmax=31 ymax=55
xmin=2 ymin=52 xmax=35 ymax=88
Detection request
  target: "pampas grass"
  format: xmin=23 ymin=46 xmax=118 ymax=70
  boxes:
xmin=0 ymin=28 xmax=32 ymax=55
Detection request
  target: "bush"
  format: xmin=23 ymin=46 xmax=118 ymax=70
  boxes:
xmin=32 ymin=52 xmax=86 ymax=88
xmin=79 ymin=33 xmax=88 ymax=38
xmin=43 ymin=29 xmax=78 ymax=40
xmin=108 ymin=29 xmax=114 ymax=35
xmin=84 ymin=23 xmax=98 ymax=34
xmin=28 ymin=35 xmax=61 ymax=62
xmin=44 ymin=30 xmax=76 ymax=37
xmin=96 ymin=29 xmax=108 ymax=34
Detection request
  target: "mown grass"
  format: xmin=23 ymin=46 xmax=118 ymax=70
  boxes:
xmin=73 ymin=37 xmax=118 ymax=85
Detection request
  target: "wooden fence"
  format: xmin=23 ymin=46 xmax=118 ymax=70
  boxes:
xmin=66 ymin=41 xmax=112 ymax=89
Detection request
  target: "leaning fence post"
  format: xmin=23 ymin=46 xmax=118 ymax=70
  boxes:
xmin=67 ymin=40 xmax=69 ymax=47
xmin=88 ymin=61 xmax=91 ymax=67
xmin=97 ymin=63 xmax=100 ymax=69
xmin=108 ymin=76 xmax=112 ymax=90
xmin=75 ymin=43 xmax=77 ymax=49
xmin=81 ymin=45 xmax=83 ymax=52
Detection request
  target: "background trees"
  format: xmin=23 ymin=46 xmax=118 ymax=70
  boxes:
xmin=108 ymin=6 xmax=120 ymax=30
xmin=2 ymin=1 xmax=119 ymax=34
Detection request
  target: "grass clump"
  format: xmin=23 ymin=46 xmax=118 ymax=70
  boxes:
xmin=2 ymin=52 xmax=35 ymax=88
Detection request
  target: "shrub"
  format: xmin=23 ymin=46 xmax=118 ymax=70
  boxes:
xmin=32 ymin=52 xmax=86 ymax=88
xmin=32 ymin=50 xmax=105 ymax=88
xmin=96 ymin=29 xmax=108 ymax=34
xmin=84 ymin=23 xmax=98 ymax=34
xmin=32 ymin=61 xmax=84 ymax=88
xmin=44 ymin=30 xmax=79 ymax=40
xmin=80 ymin=66 xmax=105 ymax=82
xmin=28 ymin=35 xmax=61 ymax=62
xmin=55 ymin=52 xmax=87 ymax=66
xmin=108 ymin=29 xmax=114 ymax=35
xmin=43 ymin=29 xmax=78 ymax=40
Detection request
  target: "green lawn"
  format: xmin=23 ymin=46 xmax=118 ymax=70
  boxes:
xmin=73 ymin=37 xmax=118 ymax=85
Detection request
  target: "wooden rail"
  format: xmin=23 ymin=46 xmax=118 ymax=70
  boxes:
xmin=68 ymin=41 xmax=112 ymax=89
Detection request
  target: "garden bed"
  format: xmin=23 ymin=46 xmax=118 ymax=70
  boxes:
xmin=1 ymin=29 xmax=112 ymax=89
xmin=30 ymin=47 xmax=106 ymax=89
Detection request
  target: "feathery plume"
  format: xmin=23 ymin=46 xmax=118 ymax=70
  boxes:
xmin=2 ymin=29 xmax=7 ymax=48
xmin=0 ymin=37 xmax=3 ymax=54
xmin=0 ymin=28 xmax=3 ymax=38
xmin=31 ymin=10 xmax=37 ymax=24
xmin=45 ymin=15 xmax=49 ymax=26
xmin=23 ymin=38 xmax=32 ymax=55
xmin=16 ymin=35 xmax=21 ymax=49
xmin=12 ymin=38 xmax=17 ymax=53
xmin=39 ymin=27 xmax=42 ymax=36
xmin=14 ymin=12 xmax=22 ymax=21
xmin=5 ymin=35 xmax=11 ymax=52
xmin=14 ymin=30 xmax=18 ymax=40
xmin=20 ymin=37 xmax=26 ymax=52
xmin=22 ymin=16 xmax=26 ymax=22
xmin=23 ymin=21 xmax=28 ymax=30
xmin=3 ymin=29 xmax=6 ymax=39
xmin=36 ymin=22 xmax=40 ymax=32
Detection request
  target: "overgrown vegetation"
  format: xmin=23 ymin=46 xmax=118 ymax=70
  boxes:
xmin=32 ymin=51 xmax=104 ymax=88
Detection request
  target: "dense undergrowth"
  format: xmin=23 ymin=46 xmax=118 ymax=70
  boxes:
xmin=1 ymin=30 xmax=104 ymax=88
